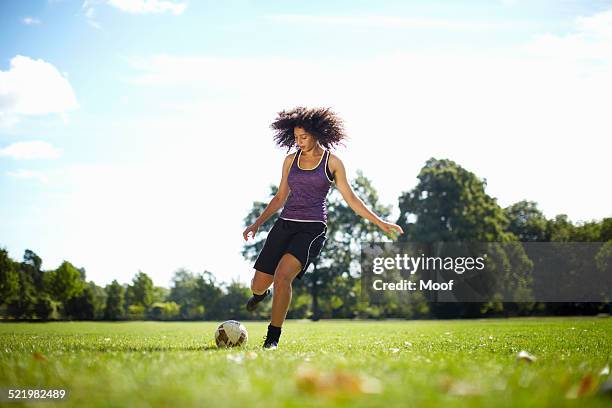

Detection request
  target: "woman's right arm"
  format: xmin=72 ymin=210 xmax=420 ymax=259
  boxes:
xmin=243 ymin=154 xmax=294 ymax=241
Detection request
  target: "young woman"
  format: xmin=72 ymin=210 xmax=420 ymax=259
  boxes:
xmin=242 ymin=106 xmax=404 ymax=349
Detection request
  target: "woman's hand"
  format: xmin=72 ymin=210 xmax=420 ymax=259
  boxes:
xmin=243 ymin=223 xmax=259 ymax=241
xmin=378 ymin=221 xmax=404 ymax=240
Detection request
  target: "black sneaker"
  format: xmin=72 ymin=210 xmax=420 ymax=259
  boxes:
xmin=262 ymin=335 xmax=278 ymax=350
xmin=246 ymin=289 xmax=271 ymax=312
xmin=262 ymin=324 xmax=281 ymax=350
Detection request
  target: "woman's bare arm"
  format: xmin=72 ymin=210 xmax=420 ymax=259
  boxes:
xmin=329 ymin=154 xmax=404 ymax=237
xmin=254 ymin=154 xmax=292 ymax=226
xmin=243 ymin=154 xmax=294 ymax=241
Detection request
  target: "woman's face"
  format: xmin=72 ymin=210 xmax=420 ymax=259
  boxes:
xmin=294 ymin=126 xmax=316 ymax=150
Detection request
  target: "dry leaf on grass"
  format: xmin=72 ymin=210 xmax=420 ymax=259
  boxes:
xmin=565 ymin=374 xmax=597 ymax=399
xmin=32 ymin=352 xmax=47 ymax=361
xmin=295 ymin=364 xmax=382 ymax=397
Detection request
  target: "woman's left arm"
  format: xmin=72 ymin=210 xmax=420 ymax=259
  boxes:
xmin=330 ymin=154 xmax=404 ymax=238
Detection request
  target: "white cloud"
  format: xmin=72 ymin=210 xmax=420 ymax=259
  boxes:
xmin=81 ymin=0 xmax=186 ymax=29
xmin=0 ymin=55 xmax=79 ymax=121
xmin=523 ymin=9 xmax=612 ymax=60
xmin=0 ymin=112 xmax=19 ymax=129
xmin=21 ymin=17 xmax=41 ymax=25
xmin=105 ymin=0 xmax=186 ymax=15
xmin=0 ymin=141 xmax=62 ymax=160
xmin=577 ymin=8 xmax=612 ymax=37
xmin=5 ymin=169 xmax=49 ymax=183
xmin=83 ymin=6 xmax=101 ymax=29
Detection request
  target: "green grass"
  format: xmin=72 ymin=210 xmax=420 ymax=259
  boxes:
xmin=1 ymin=317 xmax=611 ymax=407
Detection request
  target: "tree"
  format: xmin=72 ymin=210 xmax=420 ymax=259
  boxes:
xmin=211 ymin=281 xmax=251 ymax=321
xmin=152 ymin=286 xmax=169 ymax=304
xmin=572 ymin=219 xmax=606 ymax=242
xmin=34 ymin=296 xmax=55 ymax=320
xmin=65 ymin=286 xmax=95 ymax=320
xmin=88 ymin=281 xmax=107 ymax=319
xmin=169 ymin=268 xmax=202 ymax=319
xmin=23 ymin=249 xmax=44 ymax=291
xmin=398 ymin=158 xmax=511 ymax=242
xmin=397 ymin=158 xmax=532 ymax=317
xmin=601 ymin=218 xmax=612 ymax=242
xmin=126 ymin=271 xmax=154 ymax=311
xmin=0 ymin=248 xmax=19 ymax=315
xmin=196 ymin=271 xmax=223 ymax=319
xmin=504 ymin=200 xmax=548 ymax=242
xmin=168 ymin=269 xmax=222 ymax=319
xmin=6 ymin=264 xmax=37 ymax=319
xmin=546 ymin=214 xmax=574 ymax=242
xmin=46 ymin=261 xmax=84 ymax=304
xmin=104 ymin=280 xmax=125 ymax=320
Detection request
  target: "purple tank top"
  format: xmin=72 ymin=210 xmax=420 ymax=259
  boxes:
xmin=279 ymin=148 xmax=333 ymax=224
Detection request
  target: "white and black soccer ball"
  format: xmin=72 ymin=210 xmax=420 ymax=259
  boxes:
xmin=215 ymin=320 xmax=248 ymax=348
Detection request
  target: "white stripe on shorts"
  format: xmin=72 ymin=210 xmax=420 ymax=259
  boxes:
xmin=280 ymin=216 xmax=327 ymax=226
xmin=302 ymin=226 xmax=327 ymax=273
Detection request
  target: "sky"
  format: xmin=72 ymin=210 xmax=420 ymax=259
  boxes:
xmin=1 ymin=0 xmax=611 ymax=288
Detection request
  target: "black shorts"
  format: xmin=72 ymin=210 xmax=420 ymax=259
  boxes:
xmin=253 ymin=218 xmax=328 ymax=280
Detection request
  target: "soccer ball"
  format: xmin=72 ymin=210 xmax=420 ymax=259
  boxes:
xmin=215 ymin=320 xmax=248 ymax=348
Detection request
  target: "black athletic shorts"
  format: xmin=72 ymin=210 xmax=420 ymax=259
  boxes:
xmin=253 ymin=218 xmax=328 ymax=280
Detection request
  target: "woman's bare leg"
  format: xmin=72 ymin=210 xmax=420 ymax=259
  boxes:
xmin=251 ymin=270 xmax=274 ymax=295
xmin=271 ymin=253 xmax=302 ymax=327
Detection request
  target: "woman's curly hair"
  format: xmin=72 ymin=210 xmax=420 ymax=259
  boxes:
xmin=270 ymin=106 xmax=348 ymax=152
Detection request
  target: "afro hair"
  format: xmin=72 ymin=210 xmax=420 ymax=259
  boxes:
xmin=270 ymin=106 xmax=348 ymax=152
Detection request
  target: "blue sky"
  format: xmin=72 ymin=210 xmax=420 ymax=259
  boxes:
xmin=1 ymin=0 xmax=611 ymax=288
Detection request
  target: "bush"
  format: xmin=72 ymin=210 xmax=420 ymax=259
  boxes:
xmin=149 ymin=302 xmax=181 ymax=320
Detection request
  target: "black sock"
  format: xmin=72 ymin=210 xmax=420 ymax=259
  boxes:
xmin=252 ymin=290 xmax=268 ymax=301
xmin=267 ymin=324 xmax=281 ymax=341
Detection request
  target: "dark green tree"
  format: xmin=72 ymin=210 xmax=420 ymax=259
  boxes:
xmin=65 ymin=286 xmax=95 ymax=320
xmin=104 ymin=280 xmax=125 ymax=320
xmin=6 ymin=265 xmax=37 ymax=319
xmin=546 ymin=214 xmax=575 ymax=242
xmin=572 ymin=218 xmax=608 ymax=242
xmin=504 ymin=200 xmax=548 ymax=242
xmin=397 ymin=158 xmax=532 ymax=317
xmin=169 ymin=268 xmax=203 ymax=319
xmin=88 ymin=281 xmax=107 ymax=319
xmin=211 ymin=281 xmax=251 ymax=321
xmin=168 ymin=269 xmax=222 ymax=319
xmin=398 ymin=158 xmax=511 ymax=242
xmin=0 ymin=248 xmax=19 ymax=316
xmin=23 ymin=249 xmax=44 ymax=291
xmin=197 ymin=271 xmax=223 ymax=319
xmin=126 ymin=271 xmax=155 ymax=311
xmin=46 ymin=261 xmax=84 ymax=305
xmin=600 ymin=218 xmax=612 ymax=242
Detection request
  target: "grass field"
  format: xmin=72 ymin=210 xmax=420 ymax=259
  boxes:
xmin=1 ymin=317 xmax=611 ymax=407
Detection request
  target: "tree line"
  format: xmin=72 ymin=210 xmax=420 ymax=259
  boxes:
xmin=0 ymin=257 xmax=257 ymax=321
xmin=1 ymin=157 xmax=610 ymax=320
